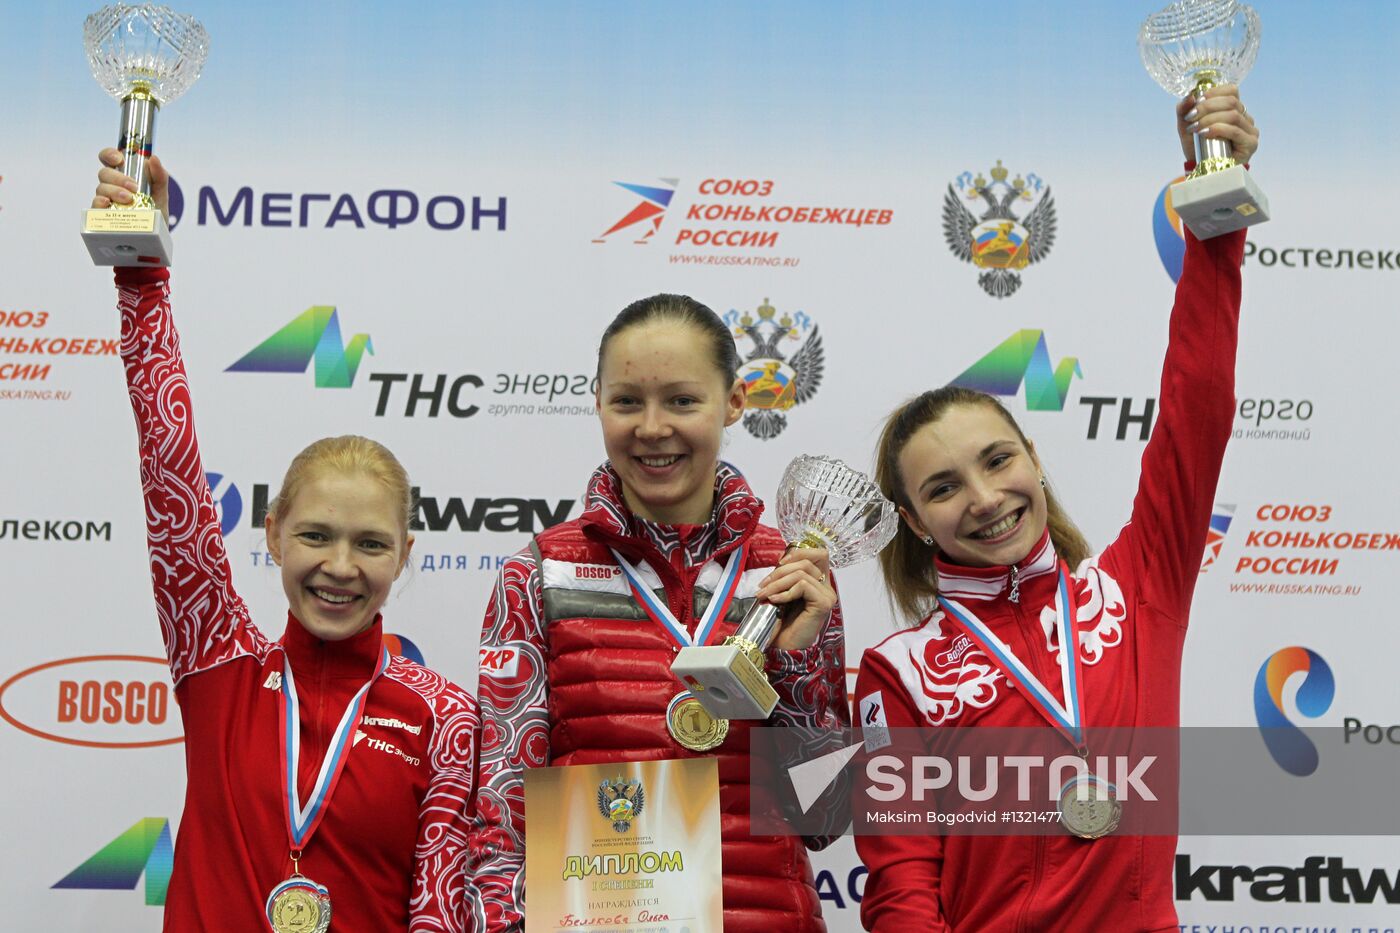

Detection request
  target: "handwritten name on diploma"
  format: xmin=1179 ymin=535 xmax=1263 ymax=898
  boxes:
xmin=559 ymin=910 xmax=673 ymax=927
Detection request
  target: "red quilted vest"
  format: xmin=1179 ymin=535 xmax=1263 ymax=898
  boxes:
xmin=532 ymin=515 xmax=827 ymax=933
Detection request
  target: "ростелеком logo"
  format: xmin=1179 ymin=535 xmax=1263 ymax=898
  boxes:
xmin=1253 ymin=646 xmax=1335 ymax=776
xmin=1152 ymin=176 xmax=1187 ymax=283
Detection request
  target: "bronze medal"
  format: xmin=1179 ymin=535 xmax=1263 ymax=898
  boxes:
xmin=666 ymin=691 xmax=729 ymax=752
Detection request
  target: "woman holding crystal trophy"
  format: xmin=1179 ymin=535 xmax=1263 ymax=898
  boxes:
xmin=468 ymin=295 xmax=907 ymax=931
xmin=852 ymin=3 xmax=1264 ymax=931
xmin=84 ymin=6 xmax=479 ymax=932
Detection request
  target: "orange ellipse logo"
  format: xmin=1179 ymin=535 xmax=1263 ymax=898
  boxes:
xmin=0 ymin=655 xmax=184 ymax=749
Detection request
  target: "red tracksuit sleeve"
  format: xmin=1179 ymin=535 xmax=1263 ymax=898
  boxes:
xmin=468 ymin=550 xmax=549 ymax=932
xmin=852 ymin=651 xmax=953 ymax=933
xmin=116 ymin=267 xmax=261 ymax=687
xmin=411 ymin=688 xmax=482 ymax=932
xmin=1108 ymin=229 xmax=1246 ymax=623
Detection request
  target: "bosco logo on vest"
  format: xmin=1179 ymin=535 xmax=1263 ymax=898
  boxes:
xmin=0 ymin=656 xmax=181 ymax=748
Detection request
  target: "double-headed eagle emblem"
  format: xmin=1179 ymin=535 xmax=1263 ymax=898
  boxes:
xmin=943 ymin=160 xmax=1057 ymax=298
xmin=723 ymin=298 xmax=824 ymax=440
xmin=597 ymin=776 xmax=646 ymax=833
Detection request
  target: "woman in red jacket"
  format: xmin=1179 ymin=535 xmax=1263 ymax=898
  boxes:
xmin=469 ymin=295 xmax=850 ymax=931
xmin=93 ymin=150 xmax=478 ymax=932
xmin=853 ymin=89 xmax=1258 ymax=932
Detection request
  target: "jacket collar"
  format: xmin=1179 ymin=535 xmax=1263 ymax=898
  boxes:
xmin=934 ymin=527 xmax=1059 ymax=603
xmin=280 ymin=612 xmax=384 ymax=681
xmin=578 ymin=460 xmax=764 ymax=561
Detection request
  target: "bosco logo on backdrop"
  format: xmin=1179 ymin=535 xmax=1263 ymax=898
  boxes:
xmin=0 ymin=655 xmax=180 ymax=749
xmin=723 ymin=298 xmax=823 ymax=439
xmin=1253 ymin=646 xmax=1334 ymax=776
xmin=52 ymin=817 xmax=172 ymax=907
xmin=226 ymin=307 xmax=373 ymax=388
xmin=943 ymin=161 xmax=1056 ymax=298
xmin=948 ymin=330 xmax=1082 ymax=411
xmin=593 ymin=179 xmax=677 ymax=244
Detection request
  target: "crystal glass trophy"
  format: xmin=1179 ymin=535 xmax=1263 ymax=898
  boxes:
xmin=672 ymin=455 xmax=898 ymax=720
xmin=1139 ymin=0 xmax=1268 ymax=239
xmin=81 ymin=4 xmax=208 ymax=266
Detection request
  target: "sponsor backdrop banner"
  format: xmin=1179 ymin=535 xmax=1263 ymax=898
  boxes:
xmin=2 ymin=1 xmax=1397 ymax=929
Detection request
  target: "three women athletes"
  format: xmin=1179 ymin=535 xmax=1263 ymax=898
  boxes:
xmin=93 ymin=84 xmax=1256 ymax=932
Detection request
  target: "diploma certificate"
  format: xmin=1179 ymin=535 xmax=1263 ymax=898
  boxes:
xmin=524 ymin=757 xmax=723 ymax=933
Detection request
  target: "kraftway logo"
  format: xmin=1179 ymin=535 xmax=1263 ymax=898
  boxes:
xmin=948 ymin=330 xmax=1082 ymax=412
xmin=1175 ymin=853 xmax=1399 ymax=904
xmin=594 ymin=179 xmax=677 ymax=244
xmin=943 ymin=160 xmax=1056 ymax=298
xmin=226 ymin=307 xmax=374 ymax=388
xmin=1253 ymin=646 xmax=1335 ymax=776
xmin=724 ymin=297 xmax=824 ymax=439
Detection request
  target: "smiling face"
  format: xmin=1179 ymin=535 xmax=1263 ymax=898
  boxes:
xmin=596 ymin=320 xmax=746 ymax=525
xmin=266 ymin=470 xmax=414 ymax=641
xmin=896 ymin=402 xmax=1047 ymax=568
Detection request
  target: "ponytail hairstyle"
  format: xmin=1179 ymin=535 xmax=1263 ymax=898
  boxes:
xmin=875 ymin=387 xmax=1091 ymax=625
xmin=269 ymin=435 xmax=416 ymax=538
xmin=596 ymin=294 xmax=741 ymax=388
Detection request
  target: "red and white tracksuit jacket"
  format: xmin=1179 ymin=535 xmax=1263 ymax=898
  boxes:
xmin=854 ymin=228 xmax=1246 ymax=932
xmin=468 ymin=463 xmax=850 ymax=931
xmin=117 ymin=267 xmax=479 ymax=932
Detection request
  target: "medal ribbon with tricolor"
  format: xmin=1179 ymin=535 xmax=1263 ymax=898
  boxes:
xmin=937 ymin=564 xmax=1086 ymax=749
xmin=278 ymin=646 xmax=390 ymax=852
xmin=609 ymin=542 xmax=748 ymax=649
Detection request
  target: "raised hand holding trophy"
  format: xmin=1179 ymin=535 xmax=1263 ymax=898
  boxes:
xmin=81 ymin=4 xmax=208 ymax=266
xmin=1140 ymin=0 xmax=1267 ymax=238
xmin=672 ymin=455 xmax=898 ymax=721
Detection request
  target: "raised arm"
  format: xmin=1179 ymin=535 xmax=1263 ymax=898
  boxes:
xmin=1105 ymin=89 xmax=1255 ymax=621
xmin=468 ymin=551 xmax=550 ymax=933
xmin=109 ymin=200 xmax=260 ymax=684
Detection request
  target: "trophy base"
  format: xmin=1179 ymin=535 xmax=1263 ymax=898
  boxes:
xmin=1170 ymin=165 xmax=1270 ymax=240
xmin=672 ymin=644 xmax=779 ymax=720
xmin=81 ymin=208 xmax=172 ymax=267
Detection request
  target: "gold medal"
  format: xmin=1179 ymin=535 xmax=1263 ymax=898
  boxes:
xmin=266 ymin=872 xmax=332 ymax=933
xmin=666 ymin=690 xmax=729 ymax=752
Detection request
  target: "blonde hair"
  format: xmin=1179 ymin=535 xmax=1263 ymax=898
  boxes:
xmin=875 ymin=387 xmax=1091 ymax=625
xmin=269 ymin=435 xmax=415 ymax=535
